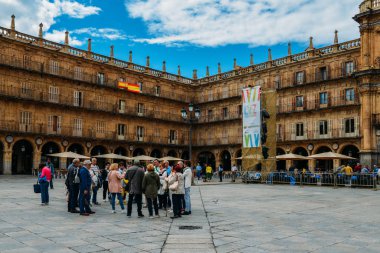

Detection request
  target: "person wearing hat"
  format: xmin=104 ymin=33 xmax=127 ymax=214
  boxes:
xmin=79 ymin=160 xmax=95 ymax=216
xmin=125 ymin=159 xmax=145 ymax=218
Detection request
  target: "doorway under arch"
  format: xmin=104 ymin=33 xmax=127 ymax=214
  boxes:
xmin=293 ymin=147 xmax=309 ymax=171
xmin=276 ymin=148 xmax=286 ymax=171
xmin=150 ymin=149 xmax=162 ymax=158
xmin=341 ymin=145 xmax=360 ymax=167
xmin=41 ymin=142 xmax=60 ymax=169
xmin=12 ymin=139 xmax=34 ymax=174
xmin=315 ymin=146 xmax=332 ymax=171
xmin=67 ymin=143 xmax=85 ymax=166
xmin=91 ymin=145 xmax=108 ymax=169
xmin=181 ymin=151 xmax=189 ymax=161
xmin=114 ymin=146 xmax=127 ymax=164
xmin=220 ymin=150 xmax=231 ymax=171
xmin=197 ymin=151 xmax=216 ymax=170
xmin=167 ymin=150 xmax=177 ymax=157
xmin=133 ymin=148 xmax=145 ymax=156
xmin=0 ymin=142 xmax=4 ymax=174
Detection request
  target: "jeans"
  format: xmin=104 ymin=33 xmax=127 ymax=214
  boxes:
xmin=219 ymin=171 xmax=223 ymax=182
xmin=172 ymin=194 xmax=182 ymax=216
xmin=111 ymin=193 xmax=124 ymax=211
xmin=127 ymin=193 xmax=143 ymax=216
xmin=147 ymin=197 xmax=159 ymax=216
xmin=49 ymin=177 xmax=54 ymax=189
xmin=92 ymin=186 xmax=98 ymax=203
xmin=68 ymin=184 xmax=79 ymax=211
xmin=79 ymin=190 xmax=91 ymax=214
xmin=196 ymin=171 xmax=201 ymax=180
xmin=231 ymin=171 xmax=236 ymax=182
xmin=158 ymin=193 xmax=168 ymax=209
xmin=40 ymin=181 xmax=49 ymax=204
xmin=184 ymin=187 xmax=191 ymax=212
xmin=103 ymin=181 xmax=109 ymax=200
xmin=181 ymin=194 xmax=185 ymax=210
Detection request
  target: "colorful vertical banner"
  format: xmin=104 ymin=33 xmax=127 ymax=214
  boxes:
xmin=242 ymin=86 xmax=261 ymax=148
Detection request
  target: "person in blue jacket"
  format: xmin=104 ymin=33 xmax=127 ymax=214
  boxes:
xmin=79 ymin=160 xmax=95 ymax=216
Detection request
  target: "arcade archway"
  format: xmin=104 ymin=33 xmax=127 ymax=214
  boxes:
xmin=150 ymin=149 xmax=162 ymax=158
xmin=133 ymin=148 xmax=145 ymax=156
xmin=276 ymin=148 xmax=286 ymax=171
xmin=167 ymin=150 xmax=177 ymax=157
xmin=315 ymin=146 xmax=332 ymax=171
xmin=41 ymin=142 xmax=60 ymax=169
xmin=91 ymin=145 xmax=108 ymax=169
xmin=67 ymin=143 xmax=85 ymax=166
xmin=12 ymin=139 xmax=33 ymax=174
xmin=197 ymin=151 xmax=216 ymax=170
xmin=293 ymin=147 xmax=309 ymax=171
xmin=181 ymin=151 xmax=189 ymax=161
xmin=341 ymin=145 xmax=359 ymax=167
xmin=220 ymin=150 xmax=231 ymax=171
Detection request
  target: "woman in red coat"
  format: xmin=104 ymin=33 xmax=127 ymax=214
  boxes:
xmin=39 ymin=163 xmax=52 ymax=205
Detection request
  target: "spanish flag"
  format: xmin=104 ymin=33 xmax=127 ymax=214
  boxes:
xmin=117 ymin=82 xmax=141 ymax=93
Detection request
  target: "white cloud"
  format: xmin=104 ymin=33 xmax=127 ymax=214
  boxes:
xmin=0 ymin=0 xmax=100 ymax=36
xmin=73 ymin=27 xmax=127 ymax=40
xmin=125 ymin=0 xmax=362 ymax=47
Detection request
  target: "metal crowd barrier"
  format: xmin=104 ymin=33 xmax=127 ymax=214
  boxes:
xmin=242 ymin=171 xmax=378 ymax=190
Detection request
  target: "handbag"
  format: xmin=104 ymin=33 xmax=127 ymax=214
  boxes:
xmin=125 ymin=170 xmax=137 ymax=192
xmin=74 ymin=168 xmax=80 ymax=184
xmin=169 ymin=175 xmax=179 ymax=191
xmin=33 ymin=178 xmax=41 ymax=193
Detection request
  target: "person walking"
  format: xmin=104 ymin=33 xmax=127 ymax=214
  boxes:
xmin=142 ymin=164 xmax=160 ymax=218
xmin=231 ymin=164 xmax=238 ymax=182
xmin=206 ymin=164 xmax=213 ymax=181
xmin=101 ymin=162 xmax=110 ymax=202
xmin=167 ymin=165 xmax=184 ymax=219
xmin=90 ymin=158 xmax=101 ymax=206
xmin=108 ymin=163 xmax=126 ymax=213
xmin=39 ymin=163 xmax=51 ymax=206
xmin=126 ymin=159 xmax=145 ymax=218
xmin=218 ymin=164 xmax=224 ymax=182
xmin=196 ymin=163 xmax=202 ymax=181
xmin=183 ymin=161 xmax=192 ymax=215
xmin=164 ymin=160 xmax=172 ymax=210
xmin=66 ymin=159 xmax=81 ymax=213
xmin=158 ymin=163 xmax=168 ymax=210
xmin=46 ymin=158 xmax=55 ymax=189
xmin=79 ymin=160 xmax=94 ymax=216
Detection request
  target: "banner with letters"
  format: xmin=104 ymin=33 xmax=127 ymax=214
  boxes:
xmin=242 ymin=86 xmax=261 ymax=148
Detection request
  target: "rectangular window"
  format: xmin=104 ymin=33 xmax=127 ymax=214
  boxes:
xmin=208 ymin=109 xmax=213 ymax=120
xmin=274 ymin=75 xmax=281 ymax=89
xmin=296 ymin=96 xmax=304 ymax=107
xmin=345 ymin=61 xmax=354 ymax=75
xmin=345 ymin=88 xmax=355 ymax=101
xmin=23 ymin=55 xmax=31 ymax=69
xmin=96 ymin=121 xmax=106 ymax=134
xmin=137 ymin=126 xmax=144 ymax=140
xmin=169 ymin=130 xmax=177 ymax=141
xmin=49 ymin=60 xmax=59 ymax=75
xmin=319 ymin=67 xmax=327 ymax=81
xmin=296 ymin=123 xmax=304 ymax=137
xmin=48 ymin=115 xmax=61 ymax=134
xmin=95 ymin=95 xmax=104 ymax=110
xmin=137 ymin=103 xmax=144 ymax=115
xmin=319 ymin=92 xmax=328 ymax=104
xmin=117 ymin=124 xmax=125 ymax=136
xmin=295 ymin=71 xmax=304 ymax=85
xmin=118 ymin=100 xmax=125 ymax=113
xmin=20 ymin=111 xmax=32 ymax=132
xmin=49 ymin=86 xmax=59 ymax=103
xmin=97 ymin=72 xmax=105 ymax=85
xmin=208 ymin=89 xmax=213 ymax=101
xmin=138 ymin=82 xmax=143 ymax=92
xmin=155 ymin=86 xmax=161 ymax=96
xmin=73 ymin=118 xmax=82 ymax=136
xmin=154 ymin=128 xmax=160 ymax=138
xmin=222 ymin=86 xmax=229 ymax=98
xmin=222 ymin=107 xmax=228 ymax=118
xmin=73 ymin=91 xmax=83 ymax=107
xmin=345 ymin=118 xmax=355 ymax=133
xmin=21 ymin=82 xmax=32 ymax=97
xmin=319 ymin=120 xmax=328 ymax=135
xmin=74 ymin=66 xmax=83 ymax=80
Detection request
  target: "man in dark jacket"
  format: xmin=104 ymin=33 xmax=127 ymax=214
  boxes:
xmin=79 ymin=160 xmax=94 ymax=216
xmin=66 ymin=159 xmax=80 ymax=213
xmin=126 ymin=159 xmax=145 ymax=218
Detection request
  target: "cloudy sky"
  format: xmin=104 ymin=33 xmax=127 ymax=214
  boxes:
xmin=0 ymin=0 xmax=362 ymax=78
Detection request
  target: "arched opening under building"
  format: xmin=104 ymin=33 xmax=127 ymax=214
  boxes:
xmin=133 ymin=148 xmax=145 ymax=157
xmin=341 ymin=145 xmax=360 ymax=167
xmin=315 ymin=146 xmax=332 ymax=172
xmin=167 ymin=150 xmax=178 ymax=157
xmin=235 ymin=149 xmax=242 ymax=169
xmin=293 ymin=147 xmax=309 ymax=171
xmin=276 ymin=148 xmax=286 ymax=171
xmin=67 ymin=143 xmax=85 ymax=166
xmin=197 ymin=151 xmax=216 ymax=171
xmin=41 ymin=142 xmax=60 ymax=169
xmin=150 ymin=149 xmax=162 ymax=158
xmin=12 ymin=139 xmax=33 ymax=174
xmin=220 ymin=150 xmax=231 ymax=171
xmin=0 ymin=142 xmax=3 ymax=175
xmin=181 ymin=150 xmax=189 ymax=161
xmin=91 ymin=145 xmax=108 ymax=169
xmin=114 ymin=146 xmax=127 ymax=164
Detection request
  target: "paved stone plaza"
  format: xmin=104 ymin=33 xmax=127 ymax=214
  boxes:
xmin=0 ymin=176 xmax=379 ymax=253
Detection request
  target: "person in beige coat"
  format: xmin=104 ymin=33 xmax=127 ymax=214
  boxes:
xmin=167 ymin=165 xmax=184 ymax=219
xmin=108 ymin=163 xmax=126 ymax=213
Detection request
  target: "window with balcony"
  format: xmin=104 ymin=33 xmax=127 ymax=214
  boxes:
xmin=74 ymin=66 xmax=83 ymax=80
xmin=169 ymin=130 xmax=177 ymax=144
xmin=95 ymin=95 xmax=105 ymax=110
xmin=208 ymin=89 xmax=213 ymax=101
xmin=137 ymin=126 xmax=144 ymax=141
xmin=21 ymin=82 xmax=32 ymax=97
xmin=97 ymin=72 xmax=105 ymax=85
xmin=20 ymin=111 xmax=32 ymax=132
xmin=296 ymin=96 xmax=304 ymax=107
xmin=73 ymin=118 xmax=82 ymax=136
xmin=274 ymin=75 xmax=281 ymax=89
xmin=138 ymin=82 xmax=143 ymax=92
xmin=49 ymin=86 xmax=59 ymax=103
xmin=222 ymin=107 xmax=228 ymax=118
xmin=23 ymin=55 xmax=31 ymax=69
xmin=319 ymin=67 xmax=328 ymax=81
xmin=154 ymin=128 xmax=161 ymax=140
xmin=137 ymin=103 xmax=144 ymax=115
xmin=319 ymin=120 xmax=328 ymax=135
xmin=96 ymin=121 xmax=106 ymax=134
xmin=222 ymin=86 xmax=229 ymax=98
xmin=48 ymin=115 xmax=61 ymax=134
xmin=49 ymin=60 xmax=59 ymax=75
xmin=117 ymin=124 xmax=126 ymax=140
xmin=345 ymin=118 xmax=355 ymax=134
xmin=73 ymin=91 xmax=83 ymax=107
xmin=296 ymin=123 xmax=304 ymax=137
xmin=319 ymin=92 xmax=328 ymax=105
xmin=345 ymin=88 xmax=355 ymax=101
xmin=295 ymin=71 xmax=305 ymax=85
xmin=208 ymin=109 xmax=213 ymax=121
xmin=345 ymin=61 xmax=354 ymax=75
xmin=118 ymin=100 xmax=125 ymax=113
xmin=155 ymin=86 xmax=161 ymax=96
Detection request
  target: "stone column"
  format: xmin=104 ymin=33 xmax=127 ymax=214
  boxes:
xmin=308 ymin=159 xmax=316 ymax=173
xmin=60 ymin=157 xmax=67 ymax=170
xmin=3 ymin=150 xmax=12 ymax=175
xmin=33 ymin=150 xmax=41 ymax=170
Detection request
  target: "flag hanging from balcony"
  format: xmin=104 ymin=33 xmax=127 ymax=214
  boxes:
xmin=117 ymin=82 xmax=141 ymax=93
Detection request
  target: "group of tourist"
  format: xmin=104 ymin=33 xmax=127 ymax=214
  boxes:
xmin=38 ymin=157 xmax=193 ymax=218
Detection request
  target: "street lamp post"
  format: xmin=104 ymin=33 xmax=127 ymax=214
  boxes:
xmin=181 ymin=103 xmax=201 ymax=166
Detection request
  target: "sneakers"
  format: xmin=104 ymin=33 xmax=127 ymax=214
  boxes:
xmin=121 ymin=210 xmax=126 ymax=214
xmin=138 ymin=214 xmax=145 ymax=218
xmin=111 ymin=210 xmax=116 ymax=214
xmin=127 ymin=215 xmax=131 ymax=218
xmin=154 ymin=215 xmax=160 ymax=218
xmin=149 ymin=216 xmax=154 ymax=219
xmin=183 ymin=211 xmax=191 ymax=215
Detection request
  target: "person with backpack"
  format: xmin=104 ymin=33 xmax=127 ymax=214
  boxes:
xmin=66 ymin=159 xmax=81 ymax=213
xmin=126 ymin=159 xmax=145 ymax=218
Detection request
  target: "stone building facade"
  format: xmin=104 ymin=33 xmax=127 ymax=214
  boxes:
xmin=0 ymin=0 xmax=379 ymax=174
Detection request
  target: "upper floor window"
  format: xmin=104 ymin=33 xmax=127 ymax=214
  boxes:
xmin=138 ymin=82 xmax=143 ymax=92
xmin=296 ymin=123 xmax=304 ymax=137
xmin=208 ymin=89 xmax=213 ymax=101
xmin=319 ymin=120 xmax=328 ymax=135
xmin=296 ymin=96 xmax=304 ymax=107
xmin=295 ymin=71 xmax=305 ymax=85
xmin=345 ymin=118 xmax=355 ymax=133
xmin=20 ymin=111 xmax=32 ymax=132
xmin=208 ymin=109 xmax=213 ymax=119
xmin=73 ymin=118 xmax=82 ymax=136
xmin=97 ymin=72 xmax=105 ymax=85
xmin=74 ymin=67 xmax=83 ymax=80
xmin=274 ymin=75 xmax=281 ymax=88
xmin=238 ymin=105 xmax=242 ymax=116
xmin=222 ymin=107 xmax=228 ymax=118
xmin=118 ymin=100 xmax=125 ymax=113
xmin=222 ymin=86 xmax=229 ymax=98
xmin=49 ymin=60 xmax=59 ymax=75
xmin=137 ymin=103 xmax=144 ymax=114
xmin=155 ymin=86 xmax=161 ymax=96
xmin=345 ymin=61 xmax=354 ymax=75
xmin=319 ymin=67 xmax=328 ymax=81
xmin=21 ymin=82 xmax=32 ymax=96
xmin=23 ymin=55 xmax=31 ymax=69
xmin=96 ymin=121 xmax=106 ymax=134
xmin=49 ymin=86 xmax=59 ymax=103
xmin=137 ymin=126 xmax=144 ymax=139
xmin=73 ymin=91 xmax=83 ymax=107
xmin=48 ymin=115 xmax=61 ymax=133
xmin=345 ymin=88 xmax=355 ymax=101
xmin=319 ymin=92 xmax=328 ymax=105
xmin=117 ymin=124 xmax=126 ymax=136
xmin=169 ymin=130 xmax=177 ymax=141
